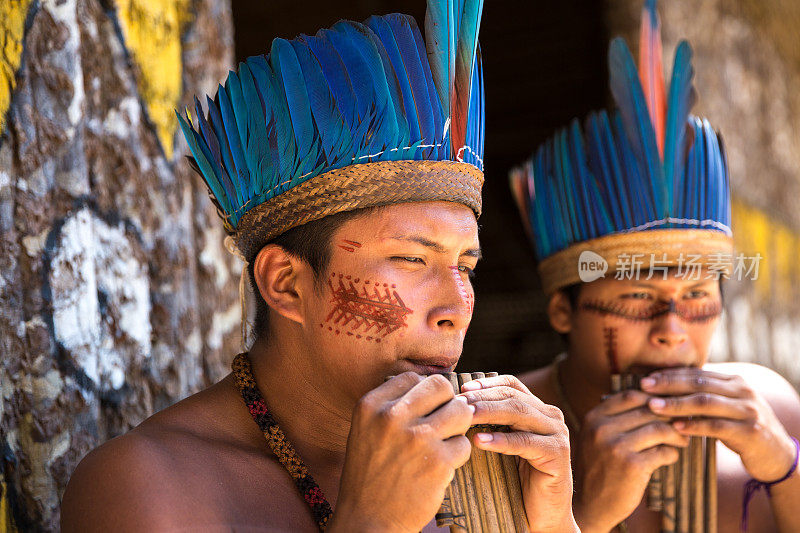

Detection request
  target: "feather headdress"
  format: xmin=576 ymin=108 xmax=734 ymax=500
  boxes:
xmin=510 ymin=0 xmax=733 ymax=294
xmin=178 ymin=0 xmax=484 ymax=261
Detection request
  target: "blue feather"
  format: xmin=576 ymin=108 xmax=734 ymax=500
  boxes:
xmin=663 ymin=41 xmax=696 ymax=214
xmin=194 ymin=97 xmax=237 ymax=207
xmin=217 ymin=81 xmax=248 ymax=206
xmin=247 ymin=54 xmax=296 ymax=187
xmin=585 ymin=112 xmax=625 ymax=231
xmin=271 ymin=38 xmax=319 ymax=175
xmin=608 ymin=37 xmax=664 ymax=218
xmin=567 ymin=120 xmax=597 ymax=239
xmin=333 ymin=21 xmax=403 ymax=159
xmin=177 ymin=110 xmax=233 ymax=214
xmin=226 ymin=71 xmax=250 ymax=173
xmin=464 ymin=45 xmax=483 ymax=168
xmin=302 ymin=32 xmax=359 ymax=129
xmin=612 ymin=112 xmax=652 ymax=226
xmin=270 ymin=39 xmax=316 ymax=174
xmin=237 ymin=63 xmax=271 ymax=196
xmin=368 ymin=15 xmax=425 ymax=158
xmin=409 ymin=14 xmax=446 ymax=159
xmin=425 ymin=0 xmax=455 ymax=114
xmin=319 ymin=28 xmax=376 ymax=128
xmin=205 ymin=95 xmax=238 ymax=200
xmin=291 ymin=38 xmax=352 ymax=164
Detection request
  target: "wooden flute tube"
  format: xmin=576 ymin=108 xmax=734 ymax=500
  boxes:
xmin=647 ymin=465 xmax=665 ymax=511
xmin=690 ymin=437 xmax=705 ymax=532
xmin=662 ymin=462 xmax=677 ymax=533
xmin=433 ymin=372 xmax=529 ymax=533
xmin=438 ymin=373 xmax=471 ymax=532
xmin=611 ymin=373 xmax=717 ymax=533
xmin=704 ymin=438 xmax=718 ymax=533
xmin=678 ymin=444 xmax=691 ymax=532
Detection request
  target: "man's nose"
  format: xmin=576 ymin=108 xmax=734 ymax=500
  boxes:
xmin=426 ymin=266 xmax=474 ymax=331
xmin=649 ymin=310 xmax=689 ymax=349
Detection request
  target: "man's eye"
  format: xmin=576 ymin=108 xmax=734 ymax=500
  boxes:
xmin=684 ymin=290 xmax=708 ymax=299
xmin=458 ymin=265 xmax=476 ymax=278
xmin=621 ymin=292 xmax=652 ymax=300
xmin=392 ymin=256 xmax=424 ymax=265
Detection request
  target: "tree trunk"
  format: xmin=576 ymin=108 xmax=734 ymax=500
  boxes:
xmin=0 ymin=0 xmax=238 ymax=529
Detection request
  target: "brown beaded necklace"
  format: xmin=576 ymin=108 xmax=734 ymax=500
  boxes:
xmin=232 ymin=353 xmax=333 ymax=531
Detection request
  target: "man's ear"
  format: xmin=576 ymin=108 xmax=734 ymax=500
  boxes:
xmin=252 ymin=245 xmax=307 ymax=325
xmin=547 ymin=291 xmax=573 ymax=334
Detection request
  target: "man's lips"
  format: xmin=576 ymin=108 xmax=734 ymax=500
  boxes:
xmin=402 ymin=357 xmax=459 ymax=374
xmin=623 ymin=363 xmax=699 ymax=376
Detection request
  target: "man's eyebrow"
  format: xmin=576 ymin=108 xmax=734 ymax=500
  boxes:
xmin=462 ymin=247 xmax=482 ymax=260
xmin=629 ymin=279 xmax=715 ymax=290
xmin=386 ymin=235 xmax=482 ymax=259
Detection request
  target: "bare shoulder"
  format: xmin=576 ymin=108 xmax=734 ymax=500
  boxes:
xmin=517 ymin=364 xmax=558 ymax=405
xmin=61 ymin=374 xmax=288 ymax=532
xmin=706 ymin=361 xmax=800 ymax=431
xmin=61 ymin=424 xmax=181 ymax=532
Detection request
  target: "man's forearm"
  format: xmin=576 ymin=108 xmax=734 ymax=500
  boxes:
xmin=771 ymin=472 xmax=800 ymax=532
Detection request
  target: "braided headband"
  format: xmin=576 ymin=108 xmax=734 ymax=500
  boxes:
xmin=539 ymin=229 xmax=735 ymax=295
xmin=228 ymin=160 xmax=484 ymax=261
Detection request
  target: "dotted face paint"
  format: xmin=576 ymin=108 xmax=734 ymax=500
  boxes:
xmin=604 ymin=327 xmax=619 ymax=374
xmin=580 ymin=298 xmax=722 ymax=324
xmin=450 ymin=266 xmax=474 ymax=315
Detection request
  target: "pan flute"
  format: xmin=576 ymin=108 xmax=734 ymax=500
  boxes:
xmin=435 ymin=372 xmax=530 ymax=533
xmin=612 ymin=373 xmax=717 ymax=533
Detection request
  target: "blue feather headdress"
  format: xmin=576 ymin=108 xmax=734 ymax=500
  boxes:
xmin=510 ymin=0 xmax=733 ymax=294
xmin=178 ymin=0 xmax=484 ymax=260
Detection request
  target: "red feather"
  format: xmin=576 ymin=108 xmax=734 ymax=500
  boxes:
xmin=639 ymin=2 xmax=666 ymax=158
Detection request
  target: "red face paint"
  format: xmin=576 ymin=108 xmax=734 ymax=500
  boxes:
xmin=449 ymin=266 xmax=474 ymax=315
xmin=337 ymin=239 xmax=362 ymax=253
xmin=322 ymin=272 xmax=413 ymax=342
xmin=580 ymin=298 xmax=722 ymax=324
xmin=603 ymin=327 xmax=619 ymax=374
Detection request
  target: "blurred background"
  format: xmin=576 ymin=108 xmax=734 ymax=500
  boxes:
xmin=1 ymin=0 xmax=799 ymax=529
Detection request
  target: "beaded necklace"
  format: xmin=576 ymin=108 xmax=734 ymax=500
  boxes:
xmin=232 ymin=353 xmax=333 ymax=531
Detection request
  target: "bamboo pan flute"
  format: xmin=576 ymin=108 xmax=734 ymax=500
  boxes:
xmin=435 ymin=372 xmax=529 ymax=533
xmin=612 ymin=374 xmax=717 ymax=533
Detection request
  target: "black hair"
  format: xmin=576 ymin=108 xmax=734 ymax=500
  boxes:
xmin=247 ymin=207 xmax=378 ymax=342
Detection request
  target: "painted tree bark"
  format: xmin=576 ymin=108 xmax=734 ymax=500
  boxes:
xmin=0 ymin=0 xmax=239 ymax=529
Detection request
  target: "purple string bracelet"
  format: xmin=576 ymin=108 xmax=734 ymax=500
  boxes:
xmin=741 ymin=435 xmax=799 ymax=531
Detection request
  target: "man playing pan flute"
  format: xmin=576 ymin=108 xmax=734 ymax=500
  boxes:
xmin=510 ymin=1 xmax=800 ymax=531
xmin=61 ymin=1 xmax=578 ymax=531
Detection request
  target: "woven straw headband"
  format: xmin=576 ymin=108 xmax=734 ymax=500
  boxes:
xmin=538 ymin=229 xmax=735 ymax=296
xmin=233 ymin=160 xmax=484 ymax=261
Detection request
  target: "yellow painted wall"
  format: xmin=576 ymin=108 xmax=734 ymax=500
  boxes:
xmin=114 ymin=0 xmax=191 ymax=159
xmin=732 ymin=198 xmax=800 ymax=305
xmin=0 ymin=0 xmax=33 ymax=134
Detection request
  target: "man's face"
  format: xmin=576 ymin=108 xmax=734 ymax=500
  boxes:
xmin=554 ymin=272 xmax=722 ymax=388
xmin=299 ymin=201 xmax=480 ymax=403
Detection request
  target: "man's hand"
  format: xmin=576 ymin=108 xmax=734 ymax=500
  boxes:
xmin=573 ymin=389 xmax=689 ymax=533
xmin=641 ymin=367 xmax=797 ymax=482
xmin=460 ymin=375 xmax=579 ymax=533
xmin=329 ymin=372 xmax=473 ymax=533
